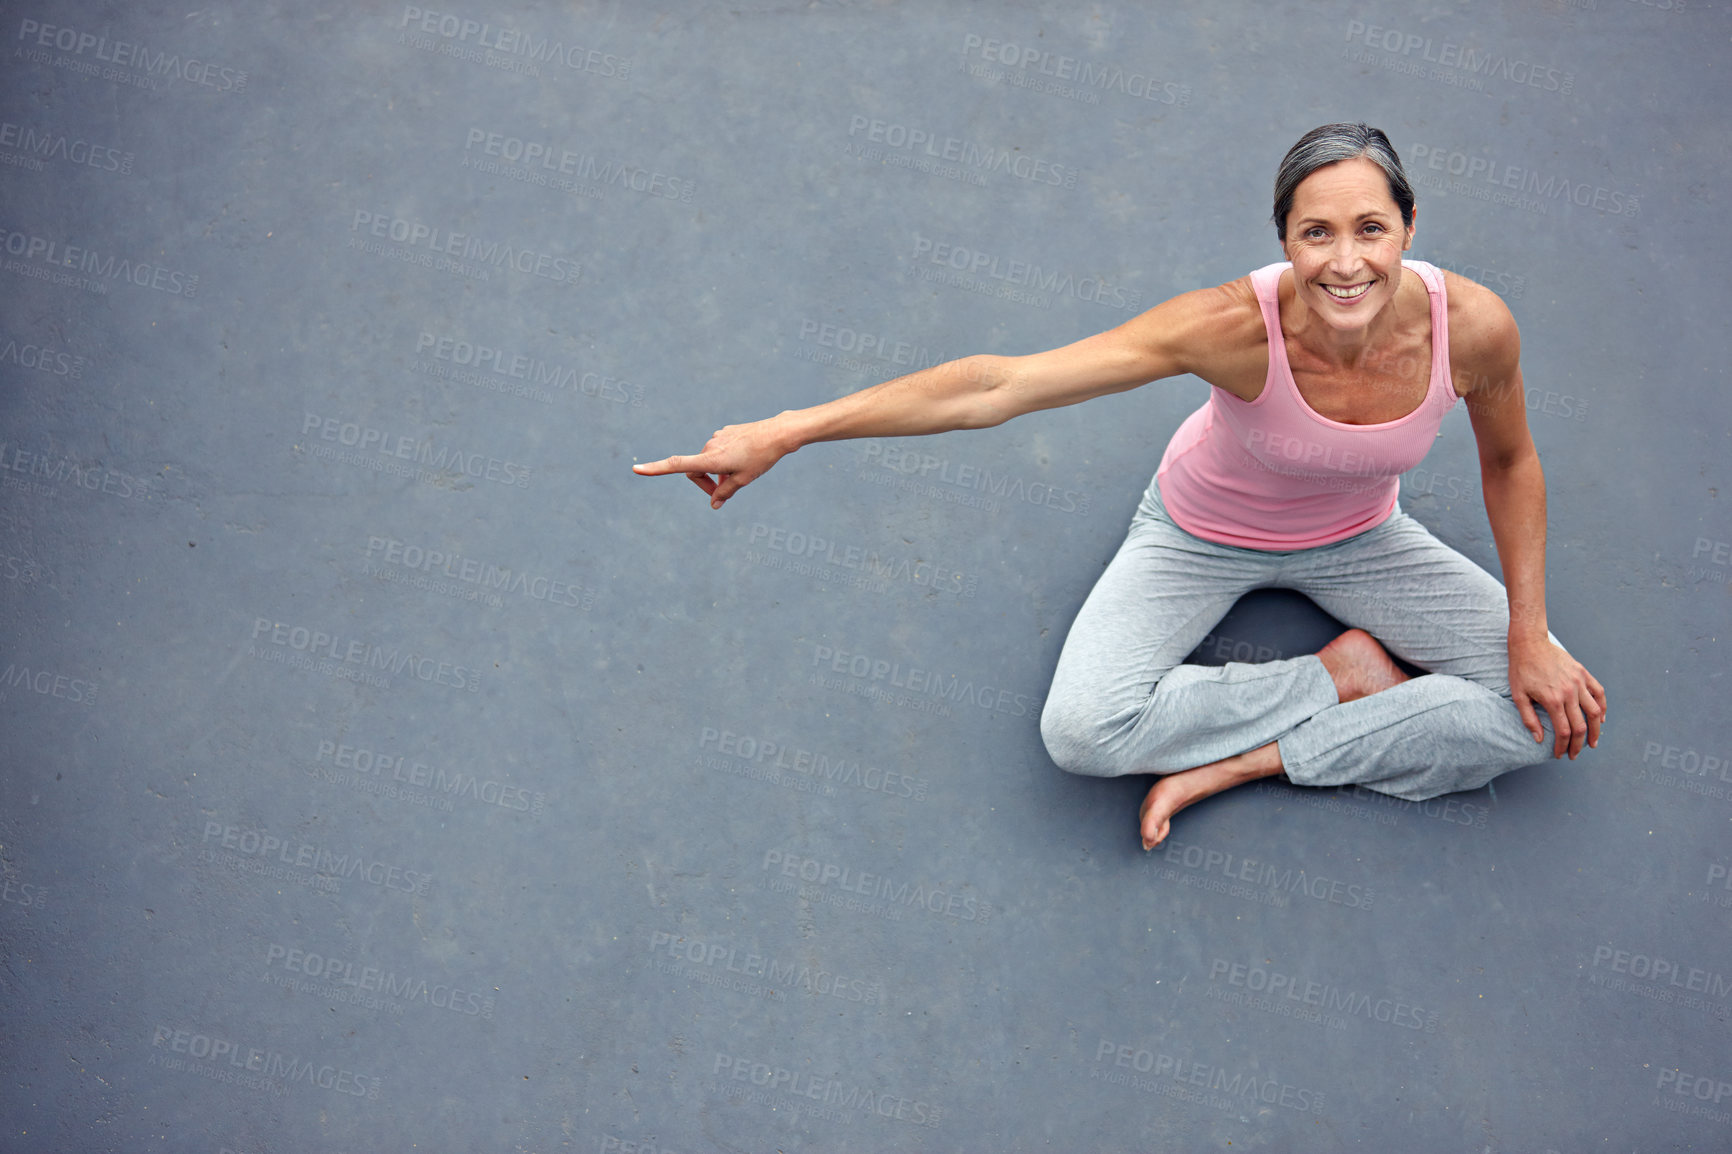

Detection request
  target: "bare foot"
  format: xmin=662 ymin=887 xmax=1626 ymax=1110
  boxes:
xmin=1315 ymin=628 xmax=1412 ymax=703
xmin=1137 ymin=631 xmax=1409 ymax=851
xmin=1139 ymin=742 xmax=1284 ymax=850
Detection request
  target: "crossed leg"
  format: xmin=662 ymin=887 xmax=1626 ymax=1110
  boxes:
xmin=1040 ymin=485 xmax=1570 ymax=853
xmin=1137 ymin=627 xmax=1412 ymax=848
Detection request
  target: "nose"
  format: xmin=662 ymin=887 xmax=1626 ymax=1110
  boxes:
xmin=1326 ymin=234 xmax=1363 ymax=277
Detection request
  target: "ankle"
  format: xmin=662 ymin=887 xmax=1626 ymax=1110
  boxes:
xmin=1224 ymin=742 xmax=1284 ymax=784
xmin=1316 ymin=651 xmax=1354 ymax=703
xmin=1187 ymin=744 xmax=1283 ymax=790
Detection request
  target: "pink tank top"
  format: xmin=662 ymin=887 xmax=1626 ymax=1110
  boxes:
xmin=1155 ymin=259 xmax=1458 ymax=550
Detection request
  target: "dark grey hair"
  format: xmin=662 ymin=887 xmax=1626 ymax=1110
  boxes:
xmin=1272 ymin=123 xmax=1415 ymax=241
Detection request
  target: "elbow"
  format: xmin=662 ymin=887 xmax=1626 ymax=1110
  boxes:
xmin=1481 ymin=445 xmax=1543 ymax=476
xmin=959 ymin=354 xmax=1018 ymax=428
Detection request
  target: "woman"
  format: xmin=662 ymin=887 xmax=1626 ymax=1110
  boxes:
xmin=635 ymin=123 xmax=1607 ymax=850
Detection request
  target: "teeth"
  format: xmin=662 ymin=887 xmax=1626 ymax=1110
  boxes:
xmin=1324 ymin=282 xmax=1370 ymax=299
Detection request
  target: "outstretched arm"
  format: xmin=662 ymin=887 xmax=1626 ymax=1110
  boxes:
xmin=631 ymin=355 xmax=1015 ymax=509
xmin=632 ymin=284 xmax=1234 ymax=508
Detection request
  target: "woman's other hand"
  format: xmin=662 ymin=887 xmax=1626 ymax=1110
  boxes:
xmin=1508 ymin=637 xmax=1607 ymax=759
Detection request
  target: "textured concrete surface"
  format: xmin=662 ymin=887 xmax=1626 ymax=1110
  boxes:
xmin=1 ymin=1 xmax=1727 ymax=1150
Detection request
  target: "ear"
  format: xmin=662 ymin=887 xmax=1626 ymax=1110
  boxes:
xmin=1403 ymin=207 xmax=1417 ymax=251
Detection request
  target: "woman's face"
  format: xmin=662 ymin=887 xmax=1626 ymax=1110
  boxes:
xmin=1280 ymin=157 xmax=1415 ymax=332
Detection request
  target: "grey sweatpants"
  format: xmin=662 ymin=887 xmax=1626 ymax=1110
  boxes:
xmin=1039 ymin=476 xmax=1564 ymax=801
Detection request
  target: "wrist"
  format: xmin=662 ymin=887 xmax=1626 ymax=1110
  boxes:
xmin=1508 ymin=626 xmax=1549 ymax=651
xmin=767 ymin=410 xmax=809 ymax=457
xmin=1508 ymin=597 xmax=1546 ymax=639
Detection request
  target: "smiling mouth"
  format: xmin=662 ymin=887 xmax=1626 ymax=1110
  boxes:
xmin=1323 ymin=282 xmax=1372 ymax=299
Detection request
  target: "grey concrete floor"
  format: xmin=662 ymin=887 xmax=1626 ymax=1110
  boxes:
xmin=1 ymin=1 xmax=1728 ymax=1151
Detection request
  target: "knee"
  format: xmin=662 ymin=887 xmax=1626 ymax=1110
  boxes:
xmin=1039 ymin=699 xmax=1118 ymax=778
xmin=1499 ymin=700 xmax=1556 ymax=765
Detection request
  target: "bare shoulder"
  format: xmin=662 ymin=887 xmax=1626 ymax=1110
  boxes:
xmin=1001 ymin=273 xmax=1270 ymax=412
xmin=1119 ymin=275 xmax=1267 ymax=391
xmin=1441 ymin=269 xmax=1520 ymax=397
xmin=1191 ymin=274 xmax=1267 ymax=343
